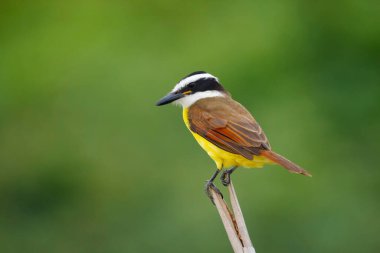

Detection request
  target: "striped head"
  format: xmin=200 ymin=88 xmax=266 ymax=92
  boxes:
xmin=156 ymin=71 xmax=227 ymax=108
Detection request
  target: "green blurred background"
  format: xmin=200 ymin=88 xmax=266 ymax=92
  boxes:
xmin=0 ymin=0 xmax=379 ymax=252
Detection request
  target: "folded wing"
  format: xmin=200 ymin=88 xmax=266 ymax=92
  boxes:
xmin=188 ymin=97 xmax=270 ymax=160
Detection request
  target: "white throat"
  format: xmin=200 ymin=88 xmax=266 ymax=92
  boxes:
xmin=174 ymin=90 xmax=225 ymax=108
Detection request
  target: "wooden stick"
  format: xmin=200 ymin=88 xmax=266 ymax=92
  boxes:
xmin=228 ymin=182 xmax=256 ymax=253
xmin=210 ymin=180 xmax=256 ymax=253
xmin=211 ymin=189 xmax=243 ymax=253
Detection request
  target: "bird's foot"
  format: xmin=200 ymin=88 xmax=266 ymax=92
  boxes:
xmin=205 ymin=180 xmax=223 ymax=204
xmin=220 ymin=167 xmax=238 ymax=186
xmin=220 ymin=171 xmax=231 ymax=186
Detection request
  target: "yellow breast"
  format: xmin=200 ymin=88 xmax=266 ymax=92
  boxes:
xmin=182 ymin=108 xmax=272 ymax=170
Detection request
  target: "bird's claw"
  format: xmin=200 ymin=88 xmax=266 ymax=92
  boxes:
xmin=205 ymin=180 xmax=223 ymax=204
xmin=220 ymin=170 xmax=231 ymax=186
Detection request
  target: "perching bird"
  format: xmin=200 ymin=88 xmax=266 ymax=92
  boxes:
xmin=156 ymin=71 xmax=311 ymax=201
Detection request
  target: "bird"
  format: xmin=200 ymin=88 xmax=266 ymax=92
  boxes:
xmin=156 ymin=71 xmax=311 ymax=202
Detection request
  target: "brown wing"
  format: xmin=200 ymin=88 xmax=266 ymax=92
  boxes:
xmin=188 ymin=96 xmax=270 ymax=160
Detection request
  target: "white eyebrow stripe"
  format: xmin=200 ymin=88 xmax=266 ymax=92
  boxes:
xmin=172 ymin=73 xmax=218 ymax=93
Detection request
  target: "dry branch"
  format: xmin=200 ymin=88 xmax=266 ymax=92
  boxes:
xmin=210 ymin=181 xmax=256 ymax=253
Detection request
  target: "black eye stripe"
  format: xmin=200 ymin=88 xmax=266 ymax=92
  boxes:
xmin=178 ymin=82 xmax=195 ymax=93
xmin=179 ymin=78 xmax=225 ymax=94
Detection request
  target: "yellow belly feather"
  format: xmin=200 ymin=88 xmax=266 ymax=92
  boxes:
xmin=183 ymin=108 xmax=273 ymax=170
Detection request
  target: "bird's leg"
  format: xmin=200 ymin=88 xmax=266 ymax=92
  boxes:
xmin=220 ymin=166 xmax=238 ymax=186
xmin=205 ymin=169 xmax=223 ymax=204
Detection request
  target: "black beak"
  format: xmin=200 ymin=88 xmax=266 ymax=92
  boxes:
xmin=156 ymin=92 xmax=184 ymax=106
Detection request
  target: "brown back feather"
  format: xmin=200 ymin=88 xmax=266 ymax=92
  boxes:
xmin=188 ymin=97 xmax=270 ymax=160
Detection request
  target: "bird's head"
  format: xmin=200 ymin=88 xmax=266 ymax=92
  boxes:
xmin=156 ymin=71 xmax=227 ymax=108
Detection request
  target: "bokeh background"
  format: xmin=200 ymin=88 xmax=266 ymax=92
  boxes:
xmin=1 ymin=1 xmax=379 ymax=252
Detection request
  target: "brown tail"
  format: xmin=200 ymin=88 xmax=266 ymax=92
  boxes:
xmin=261 ymin=150 xmax=312 ymax=177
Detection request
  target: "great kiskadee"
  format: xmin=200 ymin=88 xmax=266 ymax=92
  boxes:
xmin=156 ymin=71 xmax=311 ymax=201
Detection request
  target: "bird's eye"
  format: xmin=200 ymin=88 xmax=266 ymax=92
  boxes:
xmin=188 ymin=83 xmax=195 ymax=88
